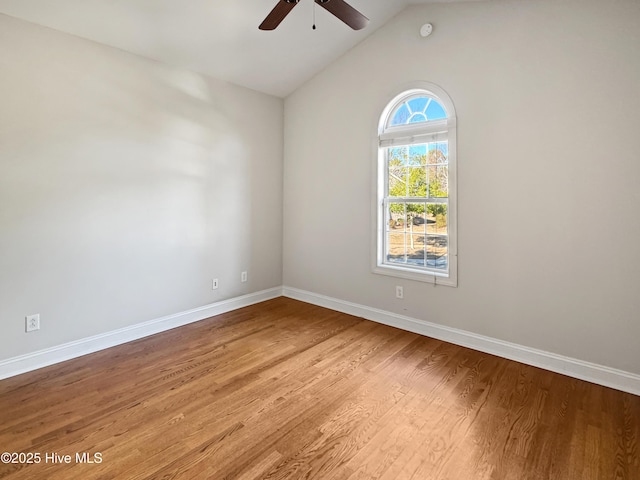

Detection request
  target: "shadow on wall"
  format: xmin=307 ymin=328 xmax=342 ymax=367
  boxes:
xmin=0 ymin=23 xmax=259 ymax=359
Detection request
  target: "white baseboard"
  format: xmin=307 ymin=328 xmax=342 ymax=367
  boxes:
xmin=283 ymin=286 xmax=640 ymax=397
xmin=0 ymin=287 xmax=283 ymax=381
xmin=3 ymin=285 xmax=639 ymax=397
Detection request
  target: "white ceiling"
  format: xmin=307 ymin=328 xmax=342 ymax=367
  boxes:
xmin=0 ymin=0 xmax=479 ymax=97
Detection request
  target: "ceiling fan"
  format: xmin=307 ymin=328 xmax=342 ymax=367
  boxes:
xmin=259 ymin=0 xmax=369 ymax=31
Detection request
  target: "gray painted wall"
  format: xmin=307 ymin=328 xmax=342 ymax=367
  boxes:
xmin=0 ymin=14 xmax=284 ymax=360
xmin=283 ymin=0 xmax=640 ymax=374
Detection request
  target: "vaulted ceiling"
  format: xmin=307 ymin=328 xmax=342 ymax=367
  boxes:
xmin=0 ymin=0 xmax=483 ymax=97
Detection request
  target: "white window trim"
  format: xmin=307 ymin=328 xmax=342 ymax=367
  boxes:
xmin=372 ymin=83 xmax=458 ymax=287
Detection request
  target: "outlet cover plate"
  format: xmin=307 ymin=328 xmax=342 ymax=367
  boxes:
xmin=26 ymin=314 xmax=40 ymax=332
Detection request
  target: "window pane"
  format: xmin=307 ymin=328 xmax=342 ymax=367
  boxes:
xmin=387 ymin=228 xmax=407 ymax=264
xmin=408 ymin=234 xmax=425 ymax=260
xmin=389 ymin=104 xmax=410 ymax=126
xmin=426 ymin=205 xmax=447 ymax=234
xmin=408 ymin=97 xmax=428 ymax=113
xmin=389 ymin=146 xmax=408 ymax=164
xmin=428 ymin=142 xmax=448 ymax=164
xmin=408 ymin=144 xmax=426 ymax=163
xmin=388 ymin=203 xmax=406 ymax=232
xmin=426 ymin=235 xmax=448 ymax=270
xmin=407 ymin=166 xmax=427 ymax=197
xmin=426 ymin=100 xmax=447 ymax=121
xmin=428 ymin=166 xmax=448 ymax=198
xmin=410 ymin=209 xmax=427 ymax=233
xmin=388 ymin=166 xmax=408 ymax=197
xmin=404 ymin=201 xmax=425 ymax=220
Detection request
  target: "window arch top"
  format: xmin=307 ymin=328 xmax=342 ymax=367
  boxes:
xmin=386 ymin=94 xmax=447 ymax=129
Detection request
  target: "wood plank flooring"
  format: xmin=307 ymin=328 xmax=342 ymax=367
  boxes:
xmin=0 ymin=297 xmax=638 ymax=479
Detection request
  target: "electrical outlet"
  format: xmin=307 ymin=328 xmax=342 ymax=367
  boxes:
xmin=241 ymin=271 xmax=248 ymax=283
xmin=212 ymin=278 xmax=219 ymax=290
xmin=25 ymin=314 xmax=40 ymax=332
xmin=395 ymin=286 xmax=404 ymax=299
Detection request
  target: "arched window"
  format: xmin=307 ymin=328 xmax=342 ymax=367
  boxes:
xmin=374 ymin=84 xmax=457 ymax=286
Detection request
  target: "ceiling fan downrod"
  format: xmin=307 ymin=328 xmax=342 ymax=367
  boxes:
xmin=259 ymin=0 xmax=368 ymax=31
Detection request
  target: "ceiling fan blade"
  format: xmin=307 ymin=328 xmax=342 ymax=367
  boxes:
xmin=315 ymin=0 xmax=369 ymax=30
xmin=259 ymin=0 xmax=300 ymax=30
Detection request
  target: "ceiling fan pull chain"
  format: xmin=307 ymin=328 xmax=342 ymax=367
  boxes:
xmin=313 ymin=1 xmax=317 ymax=30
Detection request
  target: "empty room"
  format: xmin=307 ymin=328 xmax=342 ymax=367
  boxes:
xmin=1 ymin=0 xmax=639 ymax=478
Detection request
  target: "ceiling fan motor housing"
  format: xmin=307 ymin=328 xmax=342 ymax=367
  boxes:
xmin=284 ymin=0 xmax=331 ymax=4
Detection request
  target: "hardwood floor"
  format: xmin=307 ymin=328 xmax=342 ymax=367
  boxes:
xmin=0 ymin=297 xmax=638 ymax=479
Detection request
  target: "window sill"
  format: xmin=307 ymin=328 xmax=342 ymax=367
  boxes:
xmin=373 ymin=263 xmax=457 ymax=287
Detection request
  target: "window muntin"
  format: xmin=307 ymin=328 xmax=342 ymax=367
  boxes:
xmin=375 ymin=87 xmax=457 ymax=286
xmin=387 ymin=95 xmax=447 ymax=128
